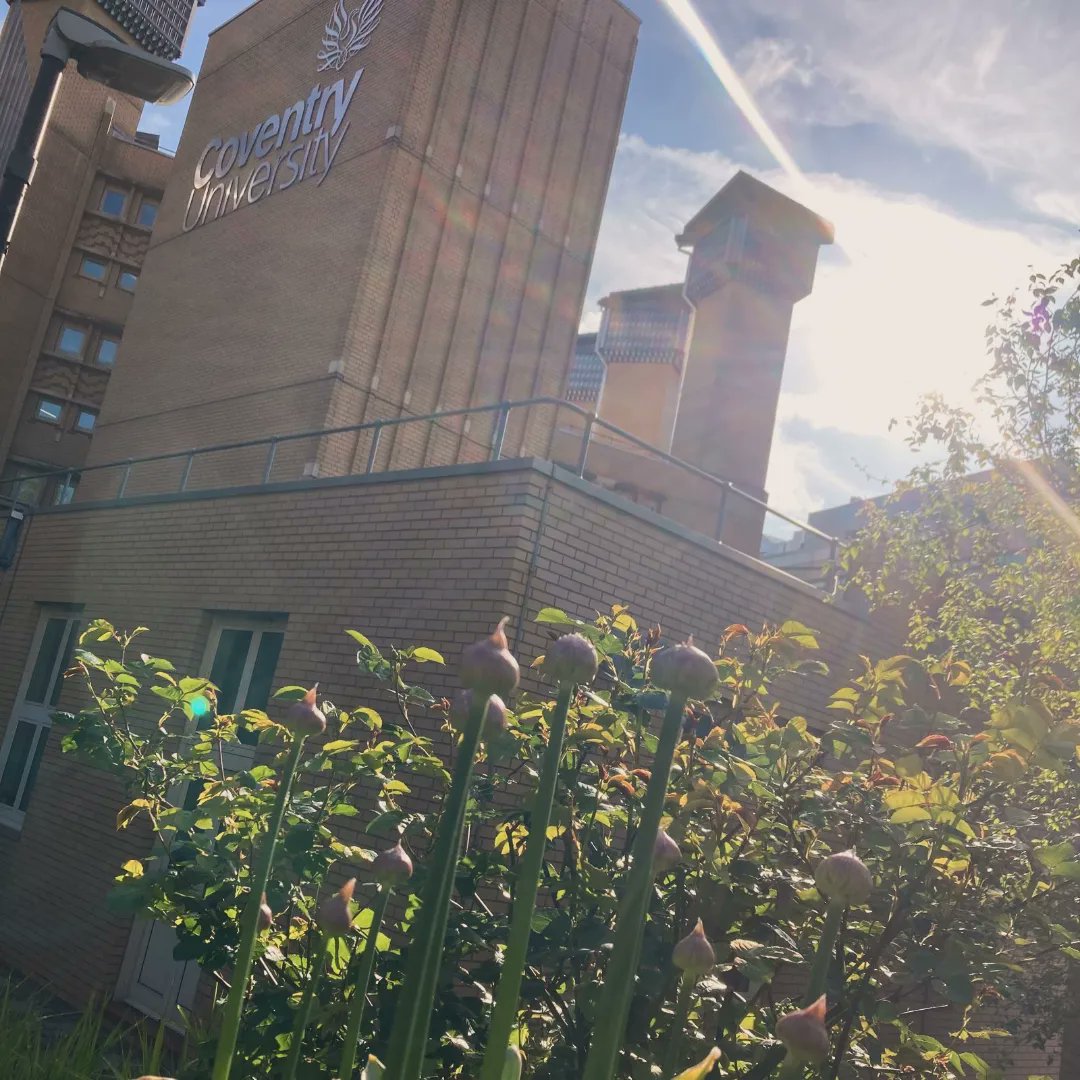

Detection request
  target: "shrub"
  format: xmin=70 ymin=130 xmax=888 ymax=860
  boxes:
xmin=55 ymin=608 xmax=1080 ymax=1077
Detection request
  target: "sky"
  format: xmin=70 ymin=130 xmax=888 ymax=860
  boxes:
xmin=18 ymin=0 xmax=1080 ymax=522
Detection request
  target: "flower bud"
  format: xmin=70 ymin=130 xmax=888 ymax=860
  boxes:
xmin=451 ymin=689 xmax=510 ymax=740
xmin=672 ymin=918 xmax=715 ymax=976
xmin=257 ymin=892 xmax=274 ymax=931
xmin=372 ymin=841 xmax=413 ymax=888
xmin=284 ymin=685 xmax=326 ymax=737
xmin=542 ymin=632 xmax=599 ymax=687
xmin=461 ymin=618 xmax=520 ymax=699
xmin=651 ymin=638 xmax=719 ymax=701
xmin=672 ymin=1047 xmax=721 ymax=1080
xmin=815 ymin=850 xmax=872 ymax=906
xmin=318 ymin=877 xmax=356 ymax=937
xmin=776 ymin=994 xmax=830 ymax=1063
xmin=361 ymin=1057 xmax=385 ymax=1080
xmin=652 ymin=828 xmax=682 ymax=876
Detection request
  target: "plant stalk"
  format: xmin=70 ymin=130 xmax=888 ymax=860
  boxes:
xmin=479 ymin=685 xmax=574 ymax=1080
xmin=806 ymin=899 xmax=845 ymax=1004
xmin=283 ymin=936 xmax=329 ymax=1080
xmin=212 ymin=734 xmax=306 ymax=1080
xmin=382 ymin=694 xmax=488 ymax=1080
xmin=339 ymin=886 xmax=392 ymax=1080
xmin=581 ymin=693 xmax=689 ymax=1080
xmin=662 ymin=974 xmax=694 ymax=1078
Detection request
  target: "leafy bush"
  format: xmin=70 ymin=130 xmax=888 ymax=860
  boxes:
xmin=56 ymin=607 xmax=1080 ymax=1078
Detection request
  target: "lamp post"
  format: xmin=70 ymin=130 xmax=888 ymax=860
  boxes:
xmin=0 ymin=6 xmax=194 ymax=274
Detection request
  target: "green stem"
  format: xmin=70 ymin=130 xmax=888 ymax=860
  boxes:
xmin=283 ymin=937 xmax=329 ymax=1080
xmin=805 ymin=900 xmax=845 ymax=1004
xmin=480 ymin=685 xmax=574 ymax=1080
xmin=212 ymin=734 xmax=306 ymax=1080
xmin=662 ymin=975 xmax=694 ymax=1078
xmin=382 ymin=694 xmax=487 ymax=1080
xmin=339 ymin=886 xmax=392 ymax=1080
xmin=581 ymin=693 xmax=689 ymax=1080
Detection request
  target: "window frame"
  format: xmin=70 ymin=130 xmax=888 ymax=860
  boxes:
xmin=56 ymin=323 xmax=87 ymax=358
xmin=73 ymin=408 xmax=97 ymax=434
xmin=200 ymin=617 xmax=287 ymax=771
xmin=35 ymin=397 xmax=63 ymax=425
xmin=78 ymin=254 xmax=108 ymax=282
xmin=0 ymin=609 xmax=81 ymax=830
xmin=136 ymin=199 xmax=159 ymax=229
xmin=99 ymin=186 xmax=127 ymax=218
xmin=95 ymin=336 xmax=120 ymax=368
xmin=117 ymin=268 xmax=139 ymax=293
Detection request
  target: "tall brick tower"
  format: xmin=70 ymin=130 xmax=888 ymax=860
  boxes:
xmin=671 ymin=171 xmax=833 ymax=496
xmin=82 ymin=0 xmax=639 ymax=492
xmin=0 ymin=1 xmax=198 ymax=510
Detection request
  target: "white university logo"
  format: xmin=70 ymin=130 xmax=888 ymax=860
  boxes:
xmin=318 ymin=0 xmax=383 ymax=72
xmin=183 ymin=0 xmax=385 ymax=233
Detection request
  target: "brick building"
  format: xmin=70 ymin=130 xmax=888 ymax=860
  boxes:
xmin=0 ymin=0 xmax=197 ymax=523
xmin=0 ymin=1 xmax=1064 ymax=1076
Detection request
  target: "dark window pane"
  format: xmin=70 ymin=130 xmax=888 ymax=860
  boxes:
xmin=49 ymin=621 xmax=79 ymax=707
xmin=246 ymin=632 xmax=283 ymax=711
xmin=137 ymin=202 xmax=158 ymax=228
xmin=0 ymin=721 xmax=35 ymax=805
xmin=18 ymin=728 xmax=48 ymax=811
xmin=239 ymin=632 xmax=283 ymax=745
xmin=26 ymin=618 xmax=65 ymax=703
xmin=209 ymin=629 xmax=252 ymax=714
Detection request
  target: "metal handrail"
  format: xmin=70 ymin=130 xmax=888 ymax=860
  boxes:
xmin=0 ymin=396 xmax=837 ymax=560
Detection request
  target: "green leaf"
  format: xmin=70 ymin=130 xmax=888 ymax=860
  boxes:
xmin=890 ymin=806 xmax=933 ymax=824
xmin=411 ymin=646 xmax=445 ymax=664
xmin=779 ymin=620 xmax=820 ymax=649
xmin=536 ymin=607 xmax=577 ymax=626
xmin=346 ymin=629 xmax=376 ymax=650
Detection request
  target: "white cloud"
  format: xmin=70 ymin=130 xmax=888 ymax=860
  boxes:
xmin=710 ymin=0 xmax=1080 ymax=222
xmin=587 ymin=134 xmax=1076 ymax=519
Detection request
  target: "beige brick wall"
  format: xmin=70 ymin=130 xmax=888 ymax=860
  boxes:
xmin=0 ymin=460 xmax=1060 ymax=1077
xmin=84 ymin=0 xmax=638 ymax=493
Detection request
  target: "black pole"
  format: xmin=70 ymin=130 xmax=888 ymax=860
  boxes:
xmin=0 ymin=53 xmax=66 ymax=275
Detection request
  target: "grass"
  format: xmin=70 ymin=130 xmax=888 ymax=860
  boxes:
xmin=0 ymin=974 xmax=170 ymax=1079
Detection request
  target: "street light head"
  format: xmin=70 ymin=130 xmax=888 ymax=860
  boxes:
xmin=48 ymin=8 xmax=194 ymax=105
xmin=74 ymin=39 xmax=194 ymax=105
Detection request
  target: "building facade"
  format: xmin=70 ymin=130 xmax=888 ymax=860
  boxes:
xmin=80 ymin=0 xmax=638 ymax=495
xmin=0 ymin=0 xmax=198 ymax=520
xmin=0 ymin=3 xmax=1064 ymax=1077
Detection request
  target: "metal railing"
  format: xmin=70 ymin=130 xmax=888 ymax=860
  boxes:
xmin=0 ymin=396 xmax=838 ymax=568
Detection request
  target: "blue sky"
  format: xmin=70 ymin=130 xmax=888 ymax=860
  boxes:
xmin=31 ymin=1 xmax=1080 ymax=519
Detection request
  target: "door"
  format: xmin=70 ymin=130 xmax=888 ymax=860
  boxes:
xmin=117 ymin=618 xmax=286 ymax=1021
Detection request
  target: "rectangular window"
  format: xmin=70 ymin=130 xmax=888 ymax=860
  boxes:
xmin=35 ymin=398 xmax=63 ymax=425
xmin=136 ymin=200 xmax=159 ymax=228
xmin=78 ymin=255 xmax=108 ymax=282
xmin=1 ymin=461 xmax=48 ymax=507
xmin=100 ymin=187 xmax=127 ymax=217
xmin=57 ymin=325 xmax=87 ymax=357
xmin=95 ymin=338 xmax=120 ymax=367
xmin=0 ymin=610 xmax=80 ymax=827
xmin=204 ymin=619 xmax=286 ymax=755
xmin=74 ymin=409 xmax=97 ymax=434
xmin=118 ymin=269 xmax=139 ymax=292
xmin=53 ymin=475 xmax=79 ymax=505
